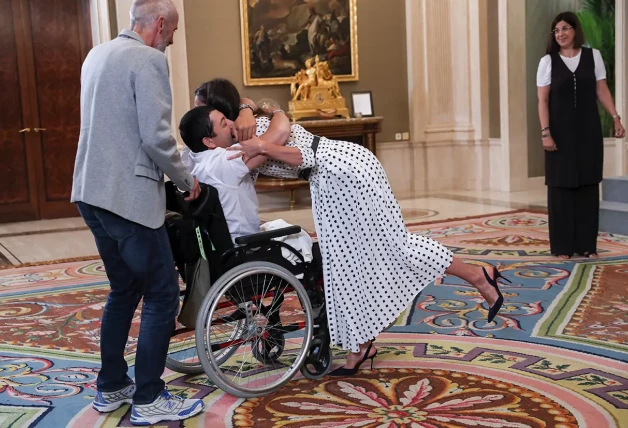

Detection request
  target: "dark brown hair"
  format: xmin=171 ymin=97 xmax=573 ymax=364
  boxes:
xmin=178 ymin=105 xmax=216 ymax=153
xmin=194 ymin=78 xmax=240 ymax=121
xmin=546 ymin=12 xmax=585 ymax=55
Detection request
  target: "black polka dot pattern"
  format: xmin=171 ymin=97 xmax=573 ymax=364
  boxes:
xmin=255 ymin=120 xmax=454 ymax=352
xmin=255 ymin=116 xmax=314 ymax=179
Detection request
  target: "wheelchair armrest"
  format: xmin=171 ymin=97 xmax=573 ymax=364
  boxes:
xmin=235 ymin=225 xmax=302 ymax=246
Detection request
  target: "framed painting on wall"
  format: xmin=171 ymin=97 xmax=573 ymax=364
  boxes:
xmin=239 ymin=0 xmax=358 ymax=86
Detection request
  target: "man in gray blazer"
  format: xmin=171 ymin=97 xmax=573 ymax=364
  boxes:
xmin=71 ymin=0 xmax=204 ymax=424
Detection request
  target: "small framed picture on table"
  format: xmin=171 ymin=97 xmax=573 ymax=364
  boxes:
xmin=350 ymin=91 xmax=374 ymax=118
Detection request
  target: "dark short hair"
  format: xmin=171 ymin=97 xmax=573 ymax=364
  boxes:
xmin=178 ymin=105 xmax=216 ymax=153
xmin=546 ymin=11 xmax=585 ymax=55
xmin=194 ymin=78 xmax=241 ymax=121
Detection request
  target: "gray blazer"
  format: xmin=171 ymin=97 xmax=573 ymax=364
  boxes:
xmin=71 ymin=30 xmax=193 ymax=229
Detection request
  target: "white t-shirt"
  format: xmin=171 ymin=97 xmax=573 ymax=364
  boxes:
xmin=181 ymin=146 xmax=260 ymax=243
xmin=536 ymin=48 xmax=606 ymax=87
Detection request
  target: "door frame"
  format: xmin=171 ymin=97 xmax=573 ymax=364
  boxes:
xmin=90 ymin=0 xmax=112 ymax=45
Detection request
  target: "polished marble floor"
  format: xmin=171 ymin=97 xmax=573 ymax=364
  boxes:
xmin=0 ymin=189 xmax=547 ymax=266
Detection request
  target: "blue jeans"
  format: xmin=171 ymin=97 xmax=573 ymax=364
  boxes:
xmin=77 ymin=202 xmax=179 ymax=404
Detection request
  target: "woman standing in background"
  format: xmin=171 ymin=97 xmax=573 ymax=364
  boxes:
xmin=537 ymin=11 xmax=625 ymax=259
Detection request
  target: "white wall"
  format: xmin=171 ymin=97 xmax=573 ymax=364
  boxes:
xmin=115 ymin=0 xmax=132 ymax=30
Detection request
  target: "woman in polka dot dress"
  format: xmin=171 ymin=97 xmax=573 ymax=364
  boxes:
xmin=194 ymin=80 xmax=509 ymax=376
xmin=231 ymin=118 xmax=509 ymax=376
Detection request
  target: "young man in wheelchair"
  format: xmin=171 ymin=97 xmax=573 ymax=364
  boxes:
xmin=177 ymin=105 xmax=284 ymax=242
xmin=166 ymin=103 xmax=331 ymax=392
xmin=177 ymin=100 xmax=315 ymax=255
xmin=169 ymin=102 xmax=321 ymax=312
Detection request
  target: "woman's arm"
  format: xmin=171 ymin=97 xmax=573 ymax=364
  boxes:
xmin=260 ymin=141 xmax=303 ymax=166
xmin=240 ymin=97 xmax=257 ymax=111
xmin=233 ymin=98 xmax=256 ymax=140
xmin=229 ymin=136 xmax=303 ymax=167
xmin=597 ymin=79 xmax=619 ymax=117
xmin=234 ymin=98 xmax=257 ymax=141
xmin=537 ymin=86 xmax=550 ymax=130
xmin=260 ymin=111 xmax=291 ymax=146
xmin=597 ymin=80 xmax=625 ymax=138
xmin=235 ymin=98 xmax=293 ymax=144
xmin=252 ymin=99 xmax=291 ymax=146
xmin=537 ymin=86 xmax=557 ymax=151
xmin=239 ymin=112 xmax=291 ymax=170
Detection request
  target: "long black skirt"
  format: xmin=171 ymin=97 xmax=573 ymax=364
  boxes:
xmin=547 ymin=184 xmax=599 ymax=256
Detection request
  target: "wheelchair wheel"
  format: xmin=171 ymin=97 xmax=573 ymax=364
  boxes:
xmin=165 ymin=321 xmax=245 ymax=375
xmin=165 ymin=285 xmax=203 ymax=374
xmin=300 ymin=340 xmax=333 ymax=380
xmin=251 ymin=329 xmax=285 ymax=364
xmin=166 ymin=292 xmax=245 ymax=375
xmin=165 ymin=328 xmax=203 ymax=374
xmin=196 ymin=261 xmax=313 ymax=398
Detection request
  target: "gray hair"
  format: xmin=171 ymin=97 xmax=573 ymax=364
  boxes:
xmin=129 ymin=0 xmax=177 ymax=29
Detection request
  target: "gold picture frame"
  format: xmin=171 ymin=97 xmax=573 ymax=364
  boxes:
xmin=239 ymin=0 xmax=358 ymax=86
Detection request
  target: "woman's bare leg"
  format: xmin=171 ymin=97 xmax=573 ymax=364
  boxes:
xmin=342 ymin=340 xmax=377 ymax=369
xmin=338 ymin=258 xmax=500 ymax=370
xmin=445 ymin=257 xmax=500 ymax=306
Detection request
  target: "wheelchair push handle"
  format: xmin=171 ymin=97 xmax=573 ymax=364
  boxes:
xmin=173 ymin=182 xmax=197 ymax=199
xmin=168 ymin=182 xmax=213 ymax=219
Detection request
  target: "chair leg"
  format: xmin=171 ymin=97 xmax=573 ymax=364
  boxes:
xmin=289 ymin=189 xmax=296 ymax=210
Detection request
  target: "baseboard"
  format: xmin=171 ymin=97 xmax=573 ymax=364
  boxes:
xmin=378 ymin=140 xmax=412 ymax=150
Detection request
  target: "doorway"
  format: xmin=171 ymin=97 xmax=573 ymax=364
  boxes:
xmin=0 ymin=0 xmax=92 ymax=223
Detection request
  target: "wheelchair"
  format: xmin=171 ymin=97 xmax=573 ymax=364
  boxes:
xmin=163 ymin=182 xmax=333 ymax=398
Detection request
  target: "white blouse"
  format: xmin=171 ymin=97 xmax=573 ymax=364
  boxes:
xmin=253 ymin=116 xmax=316 ymax=179
xmin=536 ymin=48 xmax=606 ymax=87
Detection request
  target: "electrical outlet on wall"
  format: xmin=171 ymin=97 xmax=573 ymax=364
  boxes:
xmin=402 ymin=132 xmax=409 ymax=140
xmin=395 ymin=133 xmax=402 ymax=140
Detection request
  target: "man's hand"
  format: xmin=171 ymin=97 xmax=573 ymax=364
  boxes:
xmin=184 ymin=177 xmax=201 ymax=201
xmin=235 ymin=107 xmax=256 ymax=141
xmin=227 ymin=136 xmax=266 ymax=163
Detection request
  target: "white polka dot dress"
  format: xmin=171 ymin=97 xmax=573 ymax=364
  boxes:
xmin=255 ymin=117 xmax=454 ymax=353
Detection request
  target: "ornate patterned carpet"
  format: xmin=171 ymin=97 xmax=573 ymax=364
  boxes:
xmin=1 ymin=210 xmax=628 ymax=427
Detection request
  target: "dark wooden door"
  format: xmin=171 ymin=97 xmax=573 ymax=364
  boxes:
xmin=24 ymin=0 xmax=92 ymax=219
xmin=0 ymin=0 xmax=40 ymax=222
xmin=0 ymin=0 xmax=91 ymax=223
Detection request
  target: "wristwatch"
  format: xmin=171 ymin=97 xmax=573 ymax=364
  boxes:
xmin=239 ymin=103 xmax=254 ymax=113
xmin=612 ymin=114 xmax=621 ymax=120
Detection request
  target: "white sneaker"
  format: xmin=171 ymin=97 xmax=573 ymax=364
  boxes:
xmin=130 ymin=388 xmax=204 ymax=426
xmin=92 ymin=383 xmax=136 ymax=413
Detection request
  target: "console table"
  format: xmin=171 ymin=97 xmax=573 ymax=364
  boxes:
xmin=255 ymin=116 xmax=384 ymax=209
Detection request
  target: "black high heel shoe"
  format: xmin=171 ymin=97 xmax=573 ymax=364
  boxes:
xmin=329 ymin=341 xmax=377 ymax=377
xmin=482 ymin=267 xmax=511 ymax=323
